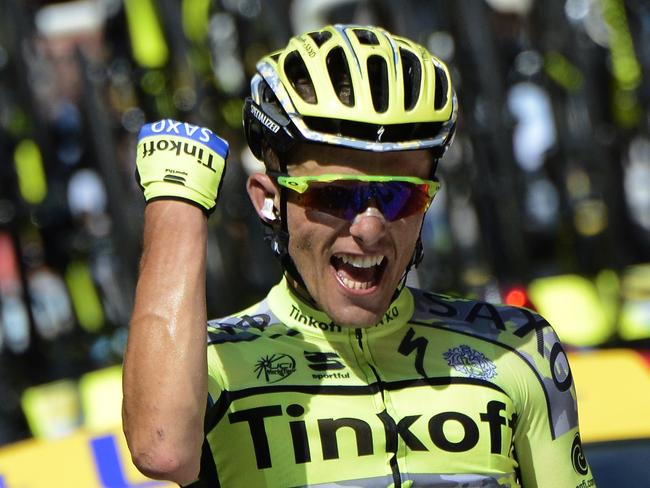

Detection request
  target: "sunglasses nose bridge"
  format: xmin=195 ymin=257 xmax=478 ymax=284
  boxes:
xmin=354 ymin=184 xmax=385 ymax=218
xmin=340 ymin=183 xmax=375 ymax=220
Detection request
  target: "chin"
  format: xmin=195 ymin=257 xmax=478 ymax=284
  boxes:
xmin=305 ymin=266 xmax=402 ymax=327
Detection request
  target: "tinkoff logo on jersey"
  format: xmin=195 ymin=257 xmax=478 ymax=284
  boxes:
xmin=227 ymin=399 xmax=516 ymax=469
xmin=255 ymin=354 xmax=296 ymax=383
xmin=443 ymin=345 xmax=497 ymax=380
xmin=289 ymin=305 xmax=342 ymax=333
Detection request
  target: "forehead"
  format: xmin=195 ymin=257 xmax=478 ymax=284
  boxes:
xmin=286 ymin=144 xmax=433 ymax=178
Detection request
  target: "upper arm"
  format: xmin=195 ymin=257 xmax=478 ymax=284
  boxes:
xmin=511 ymin=318 xmax=596 ymax=487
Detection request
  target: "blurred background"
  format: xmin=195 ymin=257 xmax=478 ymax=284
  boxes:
xmin=0 ymin=0 xmax=649 ymax=486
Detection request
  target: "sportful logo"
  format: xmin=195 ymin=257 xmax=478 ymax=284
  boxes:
xmin=304 ymin=352 xmax=345 ymax=371
xmin=255 ymin=354 xmax=296 ymax=383
xmin=443 ymin=345 xmax=497 ymax=380
xmin=304 ymin=351 xmax=350 ymax=380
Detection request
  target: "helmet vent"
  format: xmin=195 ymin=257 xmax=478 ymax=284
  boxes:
xmin=400 ymin=48 xmax=422 ymax=111
xmin=367 ymin=55 xmax=389 ymax=113
xmin=307 ymin=30 xmax=332 ymax=47
xmin=353 ymin=29 xmax=379 ymax=45
xmin=433 ymin=63 xmax=448 ymax=110
xmin=326 ymin=47 xmax=355 ymax=107
xmin=284 ymin=50 xmax=317 ymax=104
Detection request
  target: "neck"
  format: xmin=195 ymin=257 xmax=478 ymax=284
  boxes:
xmin=285 ymin=273 xmax=318 ymax=307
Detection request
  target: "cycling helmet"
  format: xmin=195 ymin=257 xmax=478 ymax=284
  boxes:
xmin=244 ymin=24 xmax=457 ymax=162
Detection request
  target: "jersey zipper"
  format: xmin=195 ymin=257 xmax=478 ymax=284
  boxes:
xmin=355 ymin=328 xmax=402 ymax=488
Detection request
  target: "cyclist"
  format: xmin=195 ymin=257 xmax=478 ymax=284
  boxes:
xmin=123 ymin=24 xmax=595 ymax=487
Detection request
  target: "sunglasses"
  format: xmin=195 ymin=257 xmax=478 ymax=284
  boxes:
xmin=269 ymin=172 xmax=440 ymax=221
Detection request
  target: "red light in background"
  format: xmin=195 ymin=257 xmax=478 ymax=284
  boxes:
xmin=505 ymin=288 xmax=527 ymax=307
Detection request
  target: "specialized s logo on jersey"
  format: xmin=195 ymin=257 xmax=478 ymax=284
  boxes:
xmin=443 ymin=345 xmax=497 ymax=380
xmin=255 ymin=354 xmax=296 ymax=383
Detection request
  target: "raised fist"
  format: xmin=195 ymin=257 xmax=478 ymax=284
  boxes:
xmin=135 ymin=119 xmax=229 ymax=214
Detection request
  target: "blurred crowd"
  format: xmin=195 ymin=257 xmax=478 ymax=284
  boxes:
xmin=0 ymin=0 xmax=649 ymax=446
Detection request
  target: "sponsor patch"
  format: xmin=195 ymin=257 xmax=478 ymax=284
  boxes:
xmin=304 ymin=351 xmax=345 ymax=371
xmin=138 ymin=119 xmax=228 ymax=157
xmin=571 ymin=433 xmax=589 ymax=476
xmin=443 ymin=345 xmax=497 ymax=380
xmin=255 ymin=354 xmax=296 ymax=383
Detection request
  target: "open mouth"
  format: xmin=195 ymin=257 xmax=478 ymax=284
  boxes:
xmin=331 ymin=253 xmax=387 ymax=291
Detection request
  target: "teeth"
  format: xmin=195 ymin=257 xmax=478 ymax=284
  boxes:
xmin=338 ymin=254 xmax=384 ymax=268
xmin=333 ymin=254 xmax=385 ymax=290
xmin=339 ymin=275 xmax=373 ymax=290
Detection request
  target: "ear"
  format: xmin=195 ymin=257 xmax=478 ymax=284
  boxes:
xmin=247 ymin=173 xmax=280 ymax=222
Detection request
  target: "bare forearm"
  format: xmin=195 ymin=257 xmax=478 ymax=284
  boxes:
xmin=123 ymin=201 xmax=208 ymax=484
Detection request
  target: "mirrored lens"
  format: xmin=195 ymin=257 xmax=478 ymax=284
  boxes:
xmin=295 ymin=181 xmax=432 ymax=221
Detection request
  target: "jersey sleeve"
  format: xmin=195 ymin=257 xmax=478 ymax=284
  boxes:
xmin=510 ymin=312 xmax=596 ymax=487
xmin=204 ymin=302 xmax=269 ymax=405
xmin=206 ymin=322 xmax=227 ymax=404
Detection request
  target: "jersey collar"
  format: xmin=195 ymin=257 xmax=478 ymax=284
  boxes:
xmin=268 ymin=278 xmax=414 ymax=340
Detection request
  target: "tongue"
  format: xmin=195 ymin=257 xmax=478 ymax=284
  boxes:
xmin=335 ymin=261 xmax=377 ymax=283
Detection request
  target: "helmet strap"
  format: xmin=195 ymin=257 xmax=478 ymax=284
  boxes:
xmin=262 ymin=152 xmax=320 ymax=306
xmin=392 ymin=219 xmax=425 ymax=300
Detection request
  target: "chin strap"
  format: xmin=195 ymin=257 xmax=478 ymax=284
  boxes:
xmin=393 ymin=164 xmax=435 ymax=296
xmin=262 ymin=222 xmax=306 ymax=289
xmin=391 ymin=227 xmax=425 ymax=301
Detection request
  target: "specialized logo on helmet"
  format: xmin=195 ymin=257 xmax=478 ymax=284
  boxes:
xmin=255 ymin=353 xmax=296 ymax=383
xmin=443 ymin=345 xmax=497 ymax=380
xmin=376 ymin=125 xmax=385 ymax=142
xmin=571 ymin=433 xmax=589 ymax=476
xmin=250 ymin=104 xmax=281 ymax=133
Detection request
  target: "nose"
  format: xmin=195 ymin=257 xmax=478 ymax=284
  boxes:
xmin=348 ymin=207 xmax=387 ymax=247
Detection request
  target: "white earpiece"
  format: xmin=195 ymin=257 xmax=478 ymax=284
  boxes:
xmin=261 ymin=198 xmax=278 ymax=221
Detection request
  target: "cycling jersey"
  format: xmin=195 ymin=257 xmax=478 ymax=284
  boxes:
xmin=194 ymin=279 xmax=595 ymax=488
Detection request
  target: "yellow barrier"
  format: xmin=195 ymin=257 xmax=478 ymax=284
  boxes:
xmin=569 ymin=349 xmax=650 ymax=443
xmin=0 ymin=426 xmax=175 ymax=488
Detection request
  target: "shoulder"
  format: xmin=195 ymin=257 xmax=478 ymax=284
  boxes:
xmin=409 ymin=288 xmax=580 ymax=436
xmin=206 ymin=298 xmax=284 ymax=345
xmin=408 ymin=287 xmax=563 ymax=361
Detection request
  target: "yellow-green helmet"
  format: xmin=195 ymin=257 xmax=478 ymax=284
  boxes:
xmin=244 ymin=24 xmax=457 ymax=160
